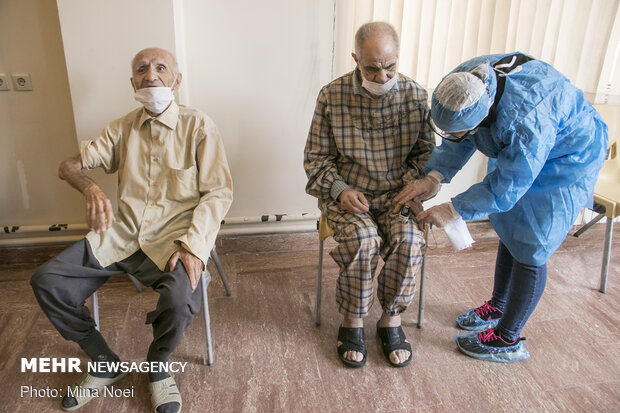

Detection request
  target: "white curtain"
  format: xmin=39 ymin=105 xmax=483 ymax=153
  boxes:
xmin=333 ymin=0 xmax=620 ymax=104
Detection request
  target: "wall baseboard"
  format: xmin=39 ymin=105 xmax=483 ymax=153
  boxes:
xmin=0 ymin=217 xmax=320 ymax=247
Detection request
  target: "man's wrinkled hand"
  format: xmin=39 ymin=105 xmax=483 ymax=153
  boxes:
xmin=84 ymin=185 xmax=115 ymax=233
xmin=168 ymin=247 xmax=204 ymax=291
xmin=392 ymin=176 xmax=441 ymax=213
xmin=338 ymin=189 xmax=370 ymax=214
xmin=417 ymin=202 xmax=460 ymax=228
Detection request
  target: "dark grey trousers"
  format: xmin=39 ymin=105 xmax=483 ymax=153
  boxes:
xmin=30 ymin=239 xmax=202 ymax=361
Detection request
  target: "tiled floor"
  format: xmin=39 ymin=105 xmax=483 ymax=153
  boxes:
xmin=0 ymin=221 xmax=619 ymax=412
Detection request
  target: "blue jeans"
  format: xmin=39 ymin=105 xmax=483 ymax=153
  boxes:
xmin=491 ymin=241 xmax=547 ymax=342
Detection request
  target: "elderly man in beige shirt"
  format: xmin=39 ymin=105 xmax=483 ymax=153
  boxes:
xmin=31 ymin=47 xmax=233 ymax=413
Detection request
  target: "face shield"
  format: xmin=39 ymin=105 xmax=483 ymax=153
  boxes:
xmin=427 ymin=115 xmax=478 ymax=143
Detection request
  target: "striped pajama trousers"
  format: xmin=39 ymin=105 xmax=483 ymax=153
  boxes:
xmin=323 ymin=195 xmax=425 ymax=317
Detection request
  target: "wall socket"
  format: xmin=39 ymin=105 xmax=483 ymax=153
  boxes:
xmin=12 ymin=72 xmax=33 ymax=91
xmin=0 ymin=73 xmax=9 ymax=91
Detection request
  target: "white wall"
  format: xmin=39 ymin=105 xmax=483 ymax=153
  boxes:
xmin=57 ymin=0 xmax=179 ymax=136
xmin=0 ymin=0 xmax=84 ymax=226
xmin=182 ymin=0 xmax=334 ymax=217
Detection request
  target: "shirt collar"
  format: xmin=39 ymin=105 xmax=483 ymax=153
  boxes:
xmin=352 ymin=67 xmax=400 ymax=98
xmin=138 ymin=101 xmax=179 ymax=130
xmin=352 ymin=68 xmax=367 ymax=97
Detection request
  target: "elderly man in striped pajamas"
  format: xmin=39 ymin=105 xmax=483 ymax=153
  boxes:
xmin=304 ymin=22 xmax=435 ymax=368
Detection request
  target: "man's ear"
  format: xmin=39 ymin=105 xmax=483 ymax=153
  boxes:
xmin=351 ymin=52 xmax=358 ymax=65
xmin=172 ymin=73 xmax=182 ymax=91
xmin=130 ymin=78 xmax=137 ymax=92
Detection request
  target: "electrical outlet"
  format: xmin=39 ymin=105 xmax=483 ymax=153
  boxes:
xmin=0 ymin=73 xmax=9 ymax=91
xmin=12 ymin=72 xmax=33 ymax=91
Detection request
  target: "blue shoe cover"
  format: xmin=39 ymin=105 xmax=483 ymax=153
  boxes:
xmin=456 ymin=308 xmax=500 ymax=331
xmin=454 ymin=332 xmax=530 ymax=363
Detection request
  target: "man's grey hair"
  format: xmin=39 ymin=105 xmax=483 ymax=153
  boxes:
xmin=354 ymin=21 xmax=400 ymax=59
xmin=130 ymin=48 xmax=179 ymax=74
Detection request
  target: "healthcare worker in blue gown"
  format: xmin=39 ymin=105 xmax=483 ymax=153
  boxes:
xmin=393 ymin=52 xmax=608 ymax=362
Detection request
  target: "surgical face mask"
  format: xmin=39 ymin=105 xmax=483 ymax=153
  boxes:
xmin=133 ymin=76 xmax=177 ymax=114
xmin=361 ymin=72 xmax=398 ymax=96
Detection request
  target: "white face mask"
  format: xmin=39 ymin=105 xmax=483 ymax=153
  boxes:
xmin=133 ymin=76 xmax=177 ymax=114
xmin=361 ymin=73 xmax=398 ymax=96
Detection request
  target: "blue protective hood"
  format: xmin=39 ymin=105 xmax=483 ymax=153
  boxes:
xmin=431 ymin=63 xmax=497 ymax=132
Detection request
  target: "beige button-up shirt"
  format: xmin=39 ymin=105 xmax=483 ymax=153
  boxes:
xmin=80 ymin=102 xmax=233 ymax=271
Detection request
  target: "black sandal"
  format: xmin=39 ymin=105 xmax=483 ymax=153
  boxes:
xmin=337 ymin=326 xmax=367 ymax=368
xmin=376 ymin=322 xmax=412 ymax=368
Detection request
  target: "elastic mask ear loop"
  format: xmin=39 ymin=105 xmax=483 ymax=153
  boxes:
xmin=494 ymin=55 xmax=517 ymax=72
xmin=505 ymin=66 xmax=522 ymax=75
xmin=494 ymin=56 xmax=523 ymax=76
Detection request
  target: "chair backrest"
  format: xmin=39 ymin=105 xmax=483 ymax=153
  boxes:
xmin=594 ymin=104 xmax=620 ymax=164
xmin=593 ymin=104 xmax=620 ymax=219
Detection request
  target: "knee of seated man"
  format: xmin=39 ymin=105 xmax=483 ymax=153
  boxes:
xmin=30 ymin=269 xmax=83 ymax=307
xmin=354 ymin=225 xmax=382 ymax=250
xmin=158 ymin=282 xmax=199 ymax=317
xmin=392 ymin=227 xmax=424 ymax=249
xmin=30 ymin=262 xmax=58 ymax=293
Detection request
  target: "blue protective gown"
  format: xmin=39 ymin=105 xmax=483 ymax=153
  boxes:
xmin=426 ymin=53 xmax=608 ymax=266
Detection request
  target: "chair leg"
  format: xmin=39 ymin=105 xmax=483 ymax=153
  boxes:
xmin=128 ymin=275 xmax=143 ymax=293
xmin=599 ymin=218 xmax=614 ymax=293
xmin=417 ymin=224 xmax=429 ymax=329
xmin=417 ymin=254 xmax=426 ymax=329
xmin=201 ymin=271 xmax=214 ymax=366
xmin=92 ymin=291 xmax=100 ymax=332
xmin=573 ymin=212 xmax=605 ymax=237
xmin=316 ymin=239 xmax=324 ymax=326
xmin=210 ymin=249 xmax=231 ymax=296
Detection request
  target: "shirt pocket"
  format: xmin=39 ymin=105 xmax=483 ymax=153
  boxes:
xmin=345 ymin=111 xmax=401 ymax=166
xmin=167 ymin=166 xmax=199 ymax=203
xmin=351 ymin=112 xmax=401 ymax=131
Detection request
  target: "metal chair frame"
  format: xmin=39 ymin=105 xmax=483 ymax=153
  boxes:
xmin=91 ymin=248 xmax=231 ymax=366
xmin=573 ymin=104 xmax=620 ymax=293
xmin=573 ymin=202 xmax=615 ymax=293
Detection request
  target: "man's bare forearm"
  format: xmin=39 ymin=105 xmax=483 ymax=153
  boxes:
xmin=58 ymin=154 xmax=98 ymax=195
xmin=59 ymin=154 xmax=115 ymax=232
